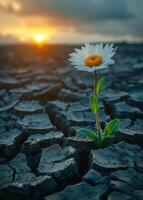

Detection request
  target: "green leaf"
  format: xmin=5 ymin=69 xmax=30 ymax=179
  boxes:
xmin=104 ymin=118 xmax=120 ymax=136
xmin=77 ymin=128 xmax=98 ymax=140
xmin=90 ymin=95 xmax=99 ymax=113
xmin=96 ymin=77 xmax=105 ymax=95
xmin=100 ymin=136 xmax=115 ymax=148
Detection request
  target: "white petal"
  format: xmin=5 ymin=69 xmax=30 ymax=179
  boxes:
xmin=104 ymin=59 xmax=115 ymax=65
xmin=68 ymin=43 xmax=116 ymax=72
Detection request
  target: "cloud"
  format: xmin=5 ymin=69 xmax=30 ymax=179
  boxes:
xmin=0 ymin=0 xmax=133 ymax=21
xmin=0 ymin=0 xmax=143 ymax=43
xmin=0 ymin=33 xmax=20 ymax=44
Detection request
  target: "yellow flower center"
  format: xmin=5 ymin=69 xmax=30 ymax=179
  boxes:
xmin=85 ymin=55 xmax=102 ymax=67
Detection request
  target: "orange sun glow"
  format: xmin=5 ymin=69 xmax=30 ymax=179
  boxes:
xmin=34 ymin=34 xmax=46 ymax=44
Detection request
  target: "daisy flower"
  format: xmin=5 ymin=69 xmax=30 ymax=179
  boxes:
xmin=69 ymin=43 xmax=116 ymax=72
xmin=68 ymin=43 xmax=119 ymax=149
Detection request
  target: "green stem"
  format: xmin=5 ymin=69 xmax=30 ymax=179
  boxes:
xmin=94 ymin=71 xmax=102 ymax=144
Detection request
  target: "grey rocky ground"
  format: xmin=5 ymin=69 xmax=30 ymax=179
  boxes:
xmin=0 ymin=44 xmax=143 ymax=200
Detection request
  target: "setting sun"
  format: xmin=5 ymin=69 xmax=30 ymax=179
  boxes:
xmin=35 ymin=34 xmax=44 ymax=43
xmin=34 ymin=34 xmax=50 ymax=44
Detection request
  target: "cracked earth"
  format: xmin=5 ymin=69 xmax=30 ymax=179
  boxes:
xmin=0 ymin=44 xmax=143 ymax=200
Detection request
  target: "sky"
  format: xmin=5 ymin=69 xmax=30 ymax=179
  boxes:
xmin=0 ymin=0 xmax=143 ymax=44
